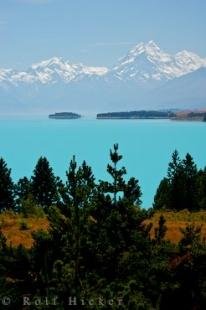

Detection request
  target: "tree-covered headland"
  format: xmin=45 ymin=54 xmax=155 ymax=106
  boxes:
xmin=1 ymin=145 xmax=206 ymax=309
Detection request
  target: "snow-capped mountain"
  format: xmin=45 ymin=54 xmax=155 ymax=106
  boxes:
xmin=0 ymin=57 xmax=108 ymax=86
xmin=0 ymin=41 xmax=206 ymax=113
xmin=1 ymin=41 xmax=206 ymax=86
xmin=112 ymin=40 xmax=206 ymax=82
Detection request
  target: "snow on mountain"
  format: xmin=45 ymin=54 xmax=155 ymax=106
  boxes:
xmin=30 ymin=57 xmax=108 ymax=84
xmin=0 ymin=57 xmax=108 ymax=86
xmin=0 ymin=41 xmax=206 ymax=86
xmin=112 ymin=40 xmax=206 ymax=81
xmin=0 ymin=41 xmax=206 ymax=113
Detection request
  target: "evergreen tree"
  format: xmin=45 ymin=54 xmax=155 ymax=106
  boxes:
xmin=123 ymin=176 xmax=142 ymax=206
xmin=167 ymin=150 xmax=184 ymax=210
xmin=31 ymin=157 xmax=58 ymax=209
xmin=2 ymin=146 xmax=206 ymax=309
xmin=101 ymin=143 xmax=126 ymax=205
xmin=155 ymin=215 xmax=167 ymax=244
xmin=37 ymin=157 xmax=97 ymax=304
xmin=153 ymin=178 xmax=170 ymax=210
xmin=196 ymin=168 xmax=206 ymax=210
xmin=167 ymin=150 xmax=181 ymax=180
xmin=64 ymin=157 xmax=96 ymax=292
xmin=154 ymin=151 xmax=199 ymax=211
xmin=15 ymin=176 xmax=31 ymax=209
xmin=87 ymin=145 xmax=147 ymax=289
xmin=0 ymin=158 xmax=15 ymax=211
xmin=182 ymin=153 xmax=198 ymax=210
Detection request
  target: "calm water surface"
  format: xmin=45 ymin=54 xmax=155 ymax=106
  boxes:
xmin=0 ymin=117 xmax=206 ymax=208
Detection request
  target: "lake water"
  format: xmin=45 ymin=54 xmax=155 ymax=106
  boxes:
xmin=0 ymin=117 xmax=206 ymax=208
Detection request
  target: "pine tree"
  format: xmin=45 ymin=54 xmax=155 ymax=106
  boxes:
xmin=65 ymin=157 xmax=95 ymax=289
xmin=104 ymin=143 xmax=126 ymax=205
xmin=155 ymin=215 xmax=167 ymax=244
xmin=31 ymin=157 xmax=58 ymax=209
xmin=167 ymin=150 xmax=186 ymax=210
xmin=153 ymin=178 xmax=170 ymax=210
xmin=155 ymin=151 xmax=199 ymax=211
xmin=123 ymin=177 xmax=142 ymax=206
xmin=45 ymin=157 xmax=97 ymax=300
xmin=167 ymin=150 xmax=181 ymax=180
xmin=0 ymin=158 xmax=15 ymax=211
xmin=182 ymin=153 xmax=198 ymax=210
xmin=196 ymin=168 xmax=206 ymax=209
xmin=15 ymin=177 xmax=31 ymax=209
xmin=87 ymin=145 xmax=146 ymax=284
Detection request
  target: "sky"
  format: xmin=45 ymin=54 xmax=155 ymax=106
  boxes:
xmin=0 ymin=0 xmax=206 ymax=69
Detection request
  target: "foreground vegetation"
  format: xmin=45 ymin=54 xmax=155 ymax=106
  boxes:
xmin=2 ymin=209 xmax=206 ymax=248
xmin=145 ymin=210 xmax=206 ymax=243
xmin=1 ymin=145 xmax=206 ymax=309
xmin=0 ymin=211 xmax=49 ymax=248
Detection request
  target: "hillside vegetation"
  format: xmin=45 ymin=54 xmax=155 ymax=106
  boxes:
xmin=2 ymin=209 xmax=206 ymax=248
xmin=145 ymin=210 xmax=206 ymax=243
xmin=0 ymin=211 xmax=49 ymax=248
xmin=1 ymin=145 xmax=206 ymax=309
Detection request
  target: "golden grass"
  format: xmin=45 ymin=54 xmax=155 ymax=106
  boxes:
xmin=144 ymin=210 xmax=206 ymax=243
xmin=0 ymin=211 xmax=49 ymax=248
xmin=2 ymin=209 xmax=206 ymax=247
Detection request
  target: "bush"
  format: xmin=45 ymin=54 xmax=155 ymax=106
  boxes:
xmin=19 ymin=220 xmax=29 ymax=231
xmin=20 ymin=195 xmax=45 ymax=218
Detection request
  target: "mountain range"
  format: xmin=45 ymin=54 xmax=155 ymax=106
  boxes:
xmin=0 ymin=40 xmax=206 ymax=114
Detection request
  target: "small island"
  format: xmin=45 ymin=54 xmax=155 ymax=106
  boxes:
xmin=49 ymin=112 xmax=81 ymax=119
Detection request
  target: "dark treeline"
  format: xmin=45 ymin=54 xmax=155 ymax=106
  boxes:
xmin=187 ymin=112 xmax=206 ymax=119
xmin=97 ymin=111 xmax=175 ymax=119
xmin=1 ymin=145 xmax=206 ymax=309
xmin=154 ymin=150 xmax=206 ymax=211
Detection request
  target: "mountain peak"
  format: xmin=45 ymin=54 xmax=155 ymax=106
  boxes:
xmin=31 ymin=57 xmax=64 ymax=70
xmin=1 ymin=41 xmax=206 ymax=87
xmin=113 ymin=40 xmax=206 ymax=81
xmin=147 ymin=40 xmax=158 ymax=46
xmin=129 ymin=40 xmax=160 ymax=55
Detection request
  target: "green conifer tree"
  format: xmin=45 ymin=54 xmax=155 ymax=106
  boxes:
xmin=104 ymin=143 xmax=126 ymax=205
xmin=196 ymin=168 xmax=206 ymax=209
xmin=0 ymin=158 xmax=15 ymax=211
xmin=31 ymin=157 xmax=58 ymax=209
xmin=182 ymin=153 xmax=198 ymax=210
xmin=153 ymin=178 xmax=170 ymax=210
xmin=155 ymin=215 xmax=167 ymax=244
xmin=15 ymin=176 xmax=31 ymax=209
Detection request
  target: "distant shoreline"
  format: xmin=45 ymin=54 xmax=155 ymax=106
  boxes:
xmin=96 ymin=110 xmax=206 ymax=122
xmin=96 ymin=117 xmax=170 ymax=120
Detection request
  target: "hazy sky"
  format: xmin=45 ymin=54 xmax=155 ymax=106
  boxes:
xmin=1 ymin=0 xmax=206 ymax=69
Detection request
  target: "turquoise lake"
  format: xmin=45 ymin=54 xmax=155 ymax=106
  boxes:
xmin=0 ymin=117 xmax=206 ymax=208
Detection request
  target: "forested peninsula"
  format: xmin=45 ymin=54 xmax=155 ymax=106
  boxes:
xmin=97 ymin=110 xmax=206 ymax=121
xmin=97 ymin=110 xmax=175 ymax=119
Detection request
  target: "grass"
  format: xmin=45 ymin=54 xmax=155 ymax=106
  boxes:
xmin=1 ymin=209 xmax=206 ymax=247
xmin=0 ymin=211 xmax=49 ymax=248
xmin=144 ymin=209 xmax=206 ymax=243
